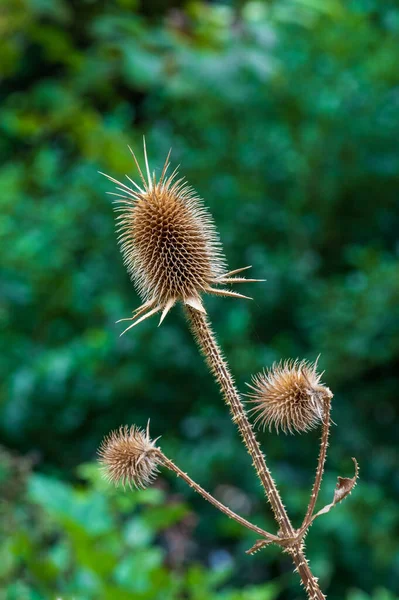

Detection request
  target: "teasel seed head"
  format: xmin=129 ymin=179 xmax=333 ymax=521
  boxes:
xmin=98 ymin=422 xmax=161 ymax=489
xmin=100 ymin=140 xmax=263 ymax=333
xmin=246 ymin=359 xmax=333 ymax=434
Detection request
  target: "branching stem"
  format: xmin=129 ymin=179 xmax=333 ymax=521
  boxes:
xmin=185 ymin=306 xmax=326 ymax=600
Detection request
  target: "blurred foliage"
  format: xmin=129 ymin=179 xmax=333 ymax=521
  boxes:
xmin=0 ymin=448 xmax=395 ymax=600
xmin=0 ymin=0 xmax=398 ymax=598
xmin=0 ymin=447 xmax=281 ymax=599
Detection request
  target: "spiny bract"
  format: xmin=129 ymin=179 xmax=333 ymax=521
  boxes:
xmin=246 ymin=359 xmax=333 ymax=434
xmin=98 ymin=423 xmax=160 ymax=489
xmin=100 ymin=140 xmax=261 ymax=333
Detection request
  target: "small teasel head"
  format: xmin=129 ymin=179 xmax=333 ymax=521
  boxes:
xmin=246 ymin=358 xmax=333 ymax=434
xmin=100 ymin=140 xmax=262 ymax=333
xmin=98 ymin=422 xmax=161 ymax=489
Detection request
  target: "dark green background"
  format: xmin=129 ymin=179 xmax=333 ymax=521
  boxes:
xmin=0 ymin=0 xmax=398 ymax=599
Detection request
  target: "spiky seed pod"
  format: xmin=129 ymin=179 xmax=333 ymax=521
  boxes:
xmin=100 ymin=140 xmax=262 ymax=333
xmin=246 ymin=359 xmax=333 ymax=434
xmin=98 ymin=423 xmax=161 ymax=489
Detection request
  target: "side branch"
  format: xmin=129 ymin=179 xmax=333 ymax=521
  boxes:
xmin=157 ymin=450 xmax=278 ymax=542
xmin=302 ymin=397 xmax=332 ymax=529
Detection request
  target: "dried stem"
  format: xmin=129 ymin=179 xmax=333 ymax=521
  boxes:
xmin=102 ymin=142 xmax=354 ymax=599
xmin=301 ymin=397 xmax=332 ymax=530
xmin=289 ymin=547 xmax=326 ymax=600
xmin=185 ymin=306 xmax=291 ymax=534
xmin=157 ymin=449 xmax=278 ymax=542
xmin=185 ymin=306 xmax=326 ymax=599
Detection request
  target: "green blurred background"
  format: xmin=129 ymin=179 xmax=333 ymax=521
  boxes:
xmin=0 ymin=0 xmax=398 ymax=598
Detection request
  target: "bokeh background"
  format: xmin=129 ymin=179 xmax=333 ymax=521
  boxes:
xmin=1 ymin=0 xmax=398 ymax=599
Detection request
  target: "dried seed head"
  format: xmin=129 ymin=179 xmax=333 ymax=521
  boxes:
xmin=247 ymin=359 xmax=333 ymax=434
xmin=101 ymin=140 xmax=263 ymax=332
xmin=98 ymin=423 xmax=161 ymax=489
xmin=116 ymin=147 xmax=226 ymax=310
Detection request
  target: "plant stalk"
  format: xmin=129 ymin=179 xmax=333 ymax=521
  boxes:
xmin=186 ymin=306 xmax=290 ymax=533
xmin=289 ymin=547 xmax=326 ymax=600
xmin=302 ymin=397 xmax=332 ymax=530
xmin=185 ymin=306 xmax=326 ymax=599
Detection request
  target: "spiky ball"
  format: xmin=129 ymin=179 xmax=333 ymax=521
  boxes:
xmin=102 ymin=143 xmax=261 ymax=332
xmin=98 ymin=425 xmax=160 ymax=488
xmin=124 ymin=182 xmax=224 ymax=304
xmin=101 ymin=143 xmax=261 ymax=333
xmin=113 ymin=145 xmax=225 ymax=308
xmin=247 ymin=359 xmax=333 ymax=434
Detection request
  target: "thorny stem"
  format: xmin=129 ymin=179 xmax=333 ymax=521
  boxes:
xmin=289 ymin=548 xmax=326 ymax=600
xmin=185 ymin=306 xmax=326 ymax=600
xmin=157 ymin=450 xmax=279 ymax=542
xmin=302 ymin=397 xmax=332 ymax=530
xmin=185 ymin=306 xmax=291 ymax=534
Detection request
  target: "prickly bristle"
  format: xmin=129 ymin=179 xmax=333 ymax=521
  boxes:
xmin=247 ymin=359 xmax=333 ymax=434
xmin=117 ymin=166 xmax=225 ymax=306
xmin=98 ymin=425 xmax=160 ymax=489
xmin=102 ymin=144 xmax=260 ymax=331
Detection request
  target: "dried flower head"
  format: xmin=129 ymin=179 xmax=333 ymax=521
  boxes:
xmin=100 ymin=140 xmax=261 ymax=333
xmin=98 ymin=422 xmax=161 ymax=488
xmin=246 ymin=359 xmax=333 ymax=434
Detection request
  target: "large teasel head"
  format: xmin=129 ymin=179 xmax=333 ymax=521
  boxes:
xmin=100 ymin=140 xmax=261 ymax=333
xmin=247 ymin=359 xmax=333 ymax=434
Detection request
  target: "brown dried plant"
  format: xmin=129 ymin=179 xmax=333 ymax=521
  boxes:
xmin=99 ymin=140 xmax=259 ymax=332
xmin=99 ymin=423 xmax=161 ymax=489
xmin=98 ymin=141 xmax=359 ymax=600
xmin=247 ymin=358 xmax=333 ymax=434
